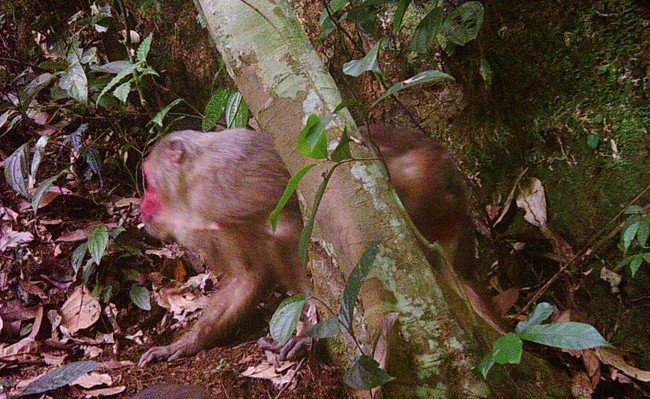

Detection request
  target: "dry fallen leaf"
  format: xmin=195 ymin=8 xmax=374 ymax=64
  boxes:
xmin=599 ymin=267 xmax=622 ymax=294
xmin=596 ymin=347 xmax=650 ymax=382
xmin=83 ymin=386 xmax=126 ymax=397
xmin=60 ymin=285 xmax=101 ymax=333
xmin=73 ymin=372 xmax=112 ymax=389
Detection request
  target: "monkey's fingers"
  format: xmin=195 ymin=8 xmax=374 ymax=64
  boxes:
xmin=138 ymin=341 xmax=187 ymax=367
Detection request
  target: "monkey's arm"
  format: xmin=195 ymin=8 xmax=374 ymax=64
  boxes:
xmin=138 ymin=272 xmax=266 ymax=366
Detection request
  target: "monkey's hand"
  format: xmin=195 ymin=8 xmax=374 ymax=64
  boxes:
xmin=138 ymin=339 xmax=200 ymax=367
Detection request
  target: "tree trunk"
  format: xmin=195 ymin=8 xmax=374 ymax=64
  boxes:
xmin=192 ymin=1 xmax=568 ymax=397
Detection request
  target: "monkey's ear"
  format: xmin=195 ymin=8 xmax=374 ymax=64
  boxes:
xmin=165 ymin=140 xmax=186 ymax=163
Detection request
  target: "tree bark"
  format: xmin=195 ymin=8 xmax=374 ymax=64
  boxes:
xmin=192 ymin=1 xmax=568 ymax=398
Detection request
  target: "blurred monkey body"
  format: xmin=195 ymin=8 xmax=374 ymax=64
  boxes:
xmin=138 ymin=125 xmax=479 ymax=366
xmin=363 ymin=124 xmax=476 ymax=281
xmin=139 ymin=129 xmax=304 ymax=365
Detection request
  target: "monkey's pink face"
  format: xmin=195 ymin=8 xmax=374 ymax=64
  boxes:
xmin=140 ymin=187 xmax=162 ymax=222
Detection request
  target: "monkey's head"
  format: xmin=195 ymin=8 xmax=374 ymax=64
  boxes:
xmin=140 ymin=134 xmax=194 ymax=242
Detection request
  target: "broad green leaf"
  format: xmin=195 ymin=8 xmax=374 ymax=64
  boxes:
xmin=32 ymin=169 xmax=68 ymax=212
xmin=22 ymin=361 xmax=100 ymax=395
xmin=137 ymin=33 xmax=154 ymax=63
xmin=371 ymin=70 xmax=453 ymax=108
xmin=492 ymin=333 xmax=523 ymax=364
xmin=317 ymin=0 xmax=350 ymax=39
xmin=299 ymin=167 xmax=335 ymax=263
xmin=4 ymin=143 xmax=30 ymax=197
xmin=225 ymin=92 xmax=249 ymax=128
xmin=59 ymin=53 xmax=88 ymax=104
xmin=71 ymin=243 xmax=88 ymax=273
xmin=622 ymin=221 xmax=639 ymax=251
xmin=519 ymin=322 xmax=609 ymax=350
xmin=297 ymin=114 xmax=328 ymax=159
xmin=392 ymin=0 xmax=411 ymax=31
xmin=411 ymin=6 xmax=444 ymax=53
xmin=202 ymin=87 xmax=229 ymax=131
xmin=339 ymin=242 xmax=380 ymax=333
xmin=30 ymin=135 xmax=49 ymax=179
xmin=330 ymin=129 xmax=351 ymax=161
xmin=625 ymin=205 xmax=645 ymax=215
xmin=343 ymin=40 xmax=382 ymax=77
xmin=130 ymin=286 xmax=151 ymax=311
xmin=88 ymin=226 xmax=109 ymax=265
xmin=349 ymin=3 xmax=378 ymax=34
xmin=636 ymin=220 xmax=649 ymax=247
xmin=24 ymin=73 xmax=55 ymax=98
xmin=439 ymin=1 xmax=484 ymax=47
xmin=270 ymin=295 xmax=306 ymax=344
xmin=629 ymin=255 xmax=643 ymax=277
xmin=309 ymin=316 xmax=340 ymax=338
xmin=270 ymin=163 xmax=316 ymax=230
xmin=343 ymin=354 xmax=394 ymax=390
xmin=92 ymin=60 xmax=133 ymax=74
xmin=151 ymin=98 xmax=183 ymax=128
xmin=474 ymin=353 xmax=496 ymax=379
xmin=97 ymin=63 xmax=136 ymax=105
xmin=113 ymin=81 xmax=131 ymax=103
xmin=80 ymin=47 xmax=98 ymax=64
xmin=515 ymin=302 xmax=554 ymax=334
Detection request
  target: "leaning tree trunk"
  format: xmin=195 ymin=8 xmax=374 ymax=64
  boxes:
xmin=192 ymin=0 xmax=568 ymax=397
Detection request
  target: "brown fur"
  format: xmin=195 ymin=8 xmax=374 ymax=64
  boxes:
xmin=138 ymin=125 xmax=482 ymax=365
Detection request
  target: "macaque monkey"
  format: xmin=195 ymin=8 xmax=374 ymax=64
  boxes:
xmin=362 ymin=124 xmax=476 ymax=281
xmin=138 ymin=129 xmax=304 ymax=365
xmin=137 ymin=125 xmax=482 ymax=366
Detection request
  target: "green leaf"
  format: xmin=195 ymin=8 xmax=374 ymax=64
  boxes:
xmin=129 ymin=286 xmax=151 ymax=311
xmin=330 ymin=129 xmax=352 ymax=162
xmin=113 ymin=81 xmax=131 ymax=103
xmin=628 ymin=255 xmax=644 ymax=277
xmin=587 ymin=134 xmax=600 ymax=149
xmin=339 ymin=242 xmax=380 ymax=333
xmin=24 ymin=72 xmax=55 ymax=98
xmin=32 ymin=169 xmax=68 ymax=212
xmin=297 ymin=114 xmax=328 ymax=159
xmin=519 ymin=322 xmax=610 ymax=350
xmin=636 ymin=220 xmax=649 ymax=247
xmin=30 ymin=135 xmax=49 ymax=179
xmin=270 ymin=295 xmax=306 ymax=345
xmin=92 ymin=60 xmax=134 ymax=74
xmin=88 ymin=226 xmax=109 ymax=265
xmin=270 ymin=164 xmax=316 ymax=230
xmin=225 ymin=92 xmax=249 ymax=128
xmin=622 ymin=221 xmax=640 ymax=251
xmin=71 ymin=243 xmax=88 ymax=274
xmin=59 ymin=53 xmax=88 ymax=104
xmin=515 ymin=302 xmax=554 ymax=334
xmin=137 ymin=33 xmax=154 ymax=63
xmin=309 ymin=316 xmax=340 ymax=338
xmin=492 ymin=333 xmax=523 ymax=364
xmin=202 ymin=87 xmax=229 ymax=131
xmin=22 ymin=361 xmax=101 ymax=395
xmin=343 ymin=40 xmax=382 ymax=77
xmin=411 ymin=6 xmax=444 ymax=53
xmin=349 ymin=3 xmax=378 ymax=35
xmin=151 ymin=98 xmax=183 ymax=128
xmin=299 ymin=167 xmax=335 ymax=263
xmin=439 ymin=1 xmax=484 ymax=47
xmin=371 ymin=70 xmax=453 ymax=108
xmin=5 ymin=143 xmax=30 ymax=197
xmin=343 ymin=354 xmax=394 ymax=390
xmin=392 ymin=0 xmax=411 ymax=31
xmin=474 ymin=353 xmax=496 ymax=380
xmin=96 ymin=63 xmax=136 ymax=105
xmin=625 ymin=205 xmax=645 ymax=215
